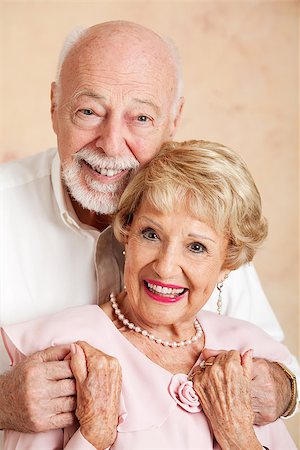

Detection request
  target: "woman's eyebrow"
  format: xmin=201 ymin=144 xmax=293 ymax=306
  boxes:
xmin=188 ymin=233 xmax=216 ymax=244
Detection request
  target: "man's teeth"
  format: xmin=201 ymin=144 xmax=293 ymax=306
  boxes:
xmin=85 ymin=161 xmax=123 ymax=176
xmin=94 ymin=167 xmax=121 ymax=176
xmin=146 ymin=282 xmax=185 ymax=297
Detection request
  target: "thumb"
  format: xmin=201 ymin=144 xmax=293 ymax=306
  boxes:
xmin=241 ymin=349 xmax=253 ymax=381
xmin=70 ymin=343 xmax=88 ymax=385
xmin=201 ymin=348 xmax=225 ymax=360
xmin=32 ymin=344 xmax=71 ymax=363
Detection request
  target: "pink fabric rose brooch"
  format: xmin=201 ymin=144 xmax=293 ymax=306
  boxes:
xmin=168 ymin=373 xmax=202 ymax=413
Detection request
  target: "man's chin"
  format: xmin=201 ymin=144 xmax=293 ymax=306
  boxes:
xmin=74 ymin=191 xmax=120 ymax=216
xmin=62 ymin=167 xmax=124 ymax=215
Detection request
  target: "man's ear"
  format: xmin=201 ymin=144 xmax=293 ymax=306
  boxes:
xmin=50 ymin=82 xmax=58 ymax=135
xmin=169 ymin=96 xmax=185 ymax=139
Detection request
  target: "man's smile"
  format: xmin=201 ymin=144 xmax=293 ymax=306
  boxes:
xmin=82 ymin=160 xmax=129 ymax=183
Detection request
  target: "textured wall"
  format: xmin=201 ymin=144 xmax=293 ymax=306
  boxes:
xmin=1 ymin=0 xmax=299 ymax=444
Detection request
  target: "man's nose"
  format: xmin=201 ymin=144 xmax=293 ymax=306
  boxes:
xmin=95 ymin=115 xmax=127 ymax=157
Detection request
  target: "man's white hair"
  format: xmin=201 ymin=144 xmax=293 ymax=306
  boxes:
xmin=54 ymin=24 xmax=184 ymax=114
xmin=55 ymin=26 xmax=87 ymax=85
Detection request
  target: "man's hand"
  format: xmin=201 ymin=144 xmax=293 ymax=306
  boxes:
xmin=0 ymin=345 xmax=76 ymax=432
xmin=201 ymin=349 xmax=292 ymax=425
xmin=252 ymin=358 xmax=291 ymax=425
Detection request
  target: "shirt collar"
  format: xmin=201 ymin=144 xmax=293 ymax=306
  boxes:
xmin=50 ymin=151 xmax=81 ymax=231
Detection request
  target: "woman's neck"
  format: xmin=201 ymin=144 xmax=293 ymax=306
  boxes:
xmin=100 ymin=296 xmax=205 ymax=374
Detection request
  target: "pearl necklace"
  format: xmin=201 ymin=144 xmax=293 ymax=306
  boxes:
xmin=110 ymin=293 xmax=203 ymax=348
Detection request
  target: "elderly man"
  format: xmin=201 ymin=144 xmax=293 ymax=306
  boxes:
xmin=0 ymin=20 xmax=298 ymax=436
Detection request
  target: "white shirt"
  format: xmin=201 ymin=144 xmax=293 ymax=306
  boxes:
xmin=0 ymin=148 xmax=299 ymax=391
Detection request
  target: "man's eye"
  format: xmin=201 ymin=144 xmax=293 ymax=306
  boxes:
xmin=80 ymin=109 xmax=94 ymax=116
xmin=189 ymin=242 xmax=206 ymax=254
xmin=142 ymin=228 xmax=159 ymax=240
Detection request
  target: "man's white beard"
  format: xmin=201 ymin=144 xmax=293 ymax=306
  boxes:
xmin=62 ymin=148 xmax=139 ymax=215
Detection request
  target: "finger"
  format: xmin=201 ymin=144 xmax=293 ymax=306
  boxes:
xmin=214 ymin=349 xmax=241 ymax=363
xmin=51 ymin=378 xmax=76 ymax=398
xmin=209 ymin=350 xmax=242 ymax=373
xmin=45 ymin=360 xmax=74 ymax=380
xmin=51 ymin=395 xmax=77 ymax=414
xmin=32 ymin=345 xmax=72 ymax=363
xmin=201 ymin=348 xmax=226 ymax=360
xmin=64 ymin=351 xmax=72 ymax=361
xmin=251 ymin=358 xmax=265 ymax=379
xmin=70 ymin=343 xmax=88 ymax=384
xmin=241 ymin=349 xmax=253 ymax=381
xmin=76 ymin=340 xmax=106 ymax=357
xmin=49 ymin=412 xmax=76 ymax=430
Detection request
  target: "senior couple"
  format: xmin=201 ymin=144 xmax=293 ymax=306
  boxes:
xmin=0 ymin=21 xmax=298 ymax=449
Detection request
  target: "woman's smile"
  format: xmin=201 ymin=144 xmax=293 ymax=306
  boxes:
xmin=122 ymin=200 xmax=228 ymax=333
xmin=143 ymin=278 xmax=188 ymax=303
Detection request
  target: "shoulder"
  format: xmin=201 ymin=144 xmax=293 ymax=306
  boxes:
xmin=198 ymin=310 xmax=291 ymax=363
xmin=0 ymin=148 xmax=57 ymax=191
xmin=199 ymin=309 xmax=266 ymax=338
xmin=1 ymin=305 xmax=103 ymax=360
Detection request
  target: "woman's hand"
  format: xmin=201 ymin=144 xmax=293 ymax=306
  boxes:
xmin=70 ymin=341 xmax=122 ymax=450
xmin=192 ymin=349 xmax=262 ymax=450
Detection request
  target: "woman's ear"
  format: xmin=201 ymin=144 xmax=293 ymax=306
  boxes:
xmin=123 ymin=231 xmax=129 ymax=246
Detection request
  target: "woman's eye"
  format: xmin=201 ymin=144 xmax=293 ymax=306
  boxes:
xmin=189 ymin=242 xmax=206 ymax=254
xmin=137 ymin=115 xmax=151 ymax=122
xmin=142 ymin=228 xmax=159 ymax=241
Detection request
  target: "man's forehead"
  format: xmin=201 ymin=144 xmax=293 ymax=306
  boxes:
xmin=62 ymin=27 xmax=175 ymax=85
xmin=61 ymin=59 xmax=173 ymax=103
xmin=59 ymin=27 xmax=178 ymax=111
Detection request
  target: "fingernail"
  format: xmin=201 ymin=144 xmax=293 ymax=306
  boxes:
xmin=71 ymin=343 xmax=77 ymax=355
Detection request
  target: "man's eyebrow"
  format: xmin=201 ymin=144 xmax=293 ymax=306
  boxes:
xmin=70 ymin=91 xmax=161 ymax=115
xmin=132 ymin=98 xmax=161 ymax=116
xmin=72 ymin=90 xmax=106 ymax=101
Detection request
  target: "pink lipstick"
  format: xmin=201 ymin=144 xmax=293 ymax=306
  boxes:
xmin=143 ymin=279 xmax=187 ymax=304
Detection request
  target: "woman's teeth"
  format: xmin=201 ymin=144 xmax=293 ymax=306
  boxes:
xmin=145 ymin=281 xmax=185 ymax=297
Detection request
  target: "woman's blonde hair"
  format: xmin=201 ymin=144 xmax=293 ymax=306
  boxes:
xmin=114 ymin=140 xmax=268 ymax=270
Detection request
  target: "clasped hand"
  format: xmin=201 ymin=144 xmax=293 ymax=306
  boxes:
xmin=0 ymin=343 xmax=290 ymax=437
xmin=192 ymin=348 xmax=292 ymax=450
xmin=70 ymin=341 xmax=122 ymax=450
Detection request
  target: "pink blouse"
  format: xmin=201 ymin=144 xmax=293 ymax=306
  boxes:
xmin=1 ymin=306 xmax=297 ymax=449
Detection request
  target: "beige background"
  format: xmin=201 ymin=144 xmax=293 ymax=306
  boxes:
xmin=0 ymin=0 xmax=299 ymax=445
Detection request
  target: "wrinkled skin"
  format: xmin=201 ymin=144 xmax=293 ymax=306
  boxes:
xmin=251 ymin=357 xmax=291 ymax=425
xmin=0 ymin=345 xmax=76 ymax=432
xmin=201 ymin=348 xmax=291 ymax=425
xmin=70 ymin=341 xmax=122 ymax=450
xmin=192 ymin=350 xmax=262 ymax=450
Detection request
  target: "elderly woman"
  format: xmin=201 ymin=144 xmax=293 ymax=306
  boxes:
xmin=2 ymin=140 xmax=296 ymax=449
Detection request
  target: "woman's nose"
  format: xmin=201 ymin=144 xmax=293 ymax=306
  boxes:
xmin=152 ymin=247 xmax=182 ymax=280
